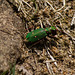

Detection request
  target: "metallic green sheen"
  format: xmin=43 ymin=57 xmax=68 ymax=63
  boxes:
xmin=26 ymin=28 xmax=47 ymax=42
xmin=26 ymin=26 xmax=56 ymax=42
xmin=45 ymin=26 xmax=56 ymax=33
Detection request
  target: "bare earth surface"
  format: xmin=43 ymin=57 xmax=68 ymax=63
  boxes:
xmin=0 ymin=0 xmax=75 ymax=75
xmin=0 ymin=0 xmax=24 ymax=73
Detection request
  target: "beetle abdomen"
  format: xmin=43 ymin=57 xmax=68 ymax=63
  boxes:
xmin=26 ymin=28 xmax=47 ymax=42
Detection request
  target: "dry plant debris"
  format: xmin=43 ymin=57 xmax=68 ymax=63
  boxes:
xmin=5 ymin=0 xmax=75 ymax=75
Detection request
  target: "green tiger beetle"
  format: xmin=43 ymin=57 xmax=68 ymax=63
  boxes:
xmin=26 ymin=26 xmax=57 ymax=42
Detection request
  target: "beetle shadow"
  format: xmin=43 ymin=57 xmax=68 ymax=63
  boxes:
xmin=25 ymin=38 xmax=57 ymax=51
xmin=25 ymin=39 xmax=45 ymax=50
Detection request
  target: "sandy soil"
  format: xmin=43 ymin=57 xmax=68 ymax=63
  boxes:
xmin=0 ymin=0 xmax=75 ymax=75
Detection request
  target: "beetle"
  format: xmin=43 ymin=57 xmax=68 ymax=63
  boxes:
xmin=26 ymin=26 xmax=56 ymax=42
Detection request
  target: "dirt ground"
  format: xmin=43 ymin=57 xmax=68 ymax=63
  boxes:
xmin=0 ymin=0 xmax=75 ymax=75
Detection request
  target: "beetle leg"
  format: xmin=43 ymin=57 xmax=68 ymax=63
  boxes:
xmin=29 ymin=40 xmax=43 ymax=48
xmin=46 ymin=36 xmax=51 ymax=41
xmin=24 ymin=39 xmax=29 ymax=43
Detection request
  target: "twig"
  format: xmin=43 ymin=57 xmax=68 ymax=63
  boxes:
xmin=18 ymin=0 xmax=32 ymax=11
xmin=40 ymin=20 xmax=43 ymax=28
xmin=46 ymin=60 xmax=56 ymax=63
xmin=69 ymin=41 xmax=72 ymax=54
xmin=56 ymin=12 xmax=64 ymax=19
xmin=44 ymin=45 xmax=58 ymax=67
xmin=26 ymin=23 xmax=29 ymax=32
xmin=56 ymin=6 xmax=64 ymax=12
xmin=44 ymin=0 xmax=47 ymax=6
xmin=18 ymin=0 xmax=32 ymax=18
xmin=71 ymin=13 xmax=75 ymax=26
xmin=30 ymin=3 xmax=38 ymax=20
xmin=46 ymin=1 xmax=56 ymax=12
xmin=63 ymin=0 xmax=66 ymax=6
xmin=53 ymin=16 xmax=60 ymax=21
xmin=22 ymin=0 xmax=32 ymax=8
xmin=46 ymin=20 xmax=51 ymax=26
xmin=64 ymin=6 xmax=71 ymax=11
xmin=18 ymin=0 xmax=28 ymax=17
xmin=19 ymin=66 xmax=32 ymax=75
xmin=18 ymin=1 xmax=22 ymax=11
xmin=62 ymin=29 xmax=75 ymax=44
xmin=46 ymin=36 xmax=51 ymax=41
xmin=46 ymin=0 xmax=65 ymax=12
xmin=45 ymin=0 xmax=65 ymax=19
xmin=59 ymin=20 xmax=75 ymax=44
xmin=46 ymin=61 xmax=55 ymax=75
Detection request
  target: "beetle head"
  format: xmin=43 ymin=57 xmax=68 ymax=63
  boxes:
xmin=45 ymin=26 xmax=57 ymax=34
